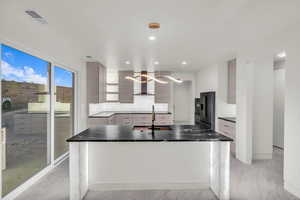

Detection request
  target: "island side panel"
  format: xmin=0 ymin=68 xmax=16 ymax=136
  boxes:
xmin=88 ymin=142 xmax=210 ymax=190
xmin=210 ymin=142 xmax=230 ymax=200
xmin=69 ymin=142 xmax=88 ymax=200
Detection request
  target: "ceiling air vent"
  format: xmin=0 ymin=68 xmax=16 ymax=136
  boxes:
xmin=25 ymin=10 xmax=48 ymax=24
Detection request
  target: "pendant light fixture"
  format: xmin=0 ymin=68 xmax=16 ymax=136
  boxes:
xmin=164 ymin=75 xmax=183 ymax=83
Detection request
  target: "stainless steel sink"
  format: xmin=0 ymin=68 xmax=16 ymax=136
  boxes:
xmin=133 ymin=126 xmax=173 ymax=131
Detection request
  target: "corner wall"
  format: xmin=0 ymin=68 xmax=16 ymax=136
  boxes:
xmin=235 ymin=58 xmax=254 ymax=164
xmin=284 ymin=48 xmax=300 ymax=197
xmin=273 ymin=68 xmax=285 ymax=149
xmin=235 ymin=56 xmax=274 ymax=163
xmin=252 ymin=58 xmax=274 ymax=159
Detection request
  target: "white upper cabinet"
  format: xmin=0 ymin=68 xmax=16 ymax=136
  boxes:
xmin=227 ymin=59 xmax=236 ymax=104
xmin=119 ymin=71 xmax=134 ymax=103
xmin=86 ymin=62 xmax=106 ymax=104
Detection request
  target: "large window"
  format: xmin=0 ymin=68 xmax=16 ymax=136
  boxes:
xmin=1 ymin=44 xmax=51 ymax=196
xmin=0 ymin=44 xmax=76 ymax=197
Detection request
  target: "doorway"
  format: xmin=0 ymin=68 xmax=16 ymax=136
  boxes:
xmin=272 ymin=53 xmax=286 ymax=188
xmin=173 ymin=80 xmax=192 ymax=124
xmin=273 ymin=57 xmax=285 ymax=149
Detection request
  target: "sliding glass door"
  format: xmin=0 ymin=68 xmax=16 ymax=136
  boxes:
xmin=54 ymin=66 xmax=74 ymax=160
xmin=0 ymin=44 xmax=76 ymax=197
xmin=1 ymin=44 xmax=51 ymax=196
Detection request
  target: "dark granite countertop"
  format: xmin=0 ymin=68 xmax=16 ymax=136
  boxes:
xmin=218 ymin=117 xmax=236 ymax=123
xmin=67 ymin=125 xmax=233 ymax=142
xmin=89 ymin=111 xmax=172 ymax=118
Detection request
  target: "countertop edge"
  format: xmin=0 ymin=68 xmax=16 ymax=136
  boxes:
xmin=67 ymin=139 xmax=233 ymax=142
xmin=218 ymin=117 xmax=236 ymax=123
xmin=66 ymin=125 xmax=234 ymax=143
xmin=89 ymin=112 xmax=172 ymax=118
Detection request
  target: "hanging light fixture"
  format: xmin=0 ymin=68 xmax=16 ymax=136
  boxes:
xmin=125 ymin=71 xmax=182 ymax=84
xmin=125 ymin=76 xmax=146 ymax=83
xmin=140 ymin=74 xmax=168 ymax=84
xmin=164 ymin=75 xmax=183 ymax=83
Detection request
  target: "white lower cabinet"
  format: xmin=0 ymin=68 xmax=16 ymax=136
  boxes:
xmin=154 ymin=114 xmax=173 ymax=125
xmin=132 ymin=114 xmax=152 ymax=126
xmin=88 ymin=114 xmax=173 ymax=127
xmin=88 ymin=118 xmax=109 ymax=127
xmin=115 ymin=114 xmax=133 ymax=125
xmin=108 ymin=115 xmax=115 ymax=124
xmin=218 ymin=119 xmax=236 ymax=155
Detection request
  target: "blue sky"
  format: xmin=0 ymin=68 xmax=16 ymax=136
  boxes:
xmin=1 ymin=44 xmax=73 ymax=87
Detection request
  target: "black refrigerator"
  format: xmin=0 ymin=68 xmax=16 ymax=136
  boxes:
xmin=195 ymin=92 xmax=215 ymax=130
xmin=195 ymin=98 xmax=201 ymax=125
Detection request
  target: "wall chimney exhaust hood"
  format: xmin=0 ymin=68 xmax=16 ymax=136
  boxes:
xmin=141 ymin=71 xmax=148 ymax=95
xmin=134 ymin=71 xmax=155 ymax=96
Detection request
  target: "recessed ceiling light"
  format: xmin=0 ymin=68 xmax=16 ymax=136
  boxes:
xmin=148 ymin=36 xmax=156 ymax=41
xmin=154 ymin=61 xmax=159 ymax=65
xmin=277 ymin=51 xmax=286 ymax=58
xmin=125 ymin=61 xmax=130 ymax=65
xmin=182 ymin=61 xmax=187 ymax=65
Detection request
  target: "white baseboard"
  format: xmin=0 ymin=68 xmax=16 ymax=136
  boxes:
xmin=284 ymin=181 xmax=300 ymax=198
xmin=253 ymin=153 xmax=272 ymax=160
xmin=89 ymin=182 xmax=209 ymax=191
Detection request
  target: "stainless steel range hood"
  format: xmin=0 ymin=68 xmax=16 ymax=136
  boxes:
xmin=134 ymin=71 xmax=155 ymax=96
xmin=141 ymin=71 xmax=147 ymax=95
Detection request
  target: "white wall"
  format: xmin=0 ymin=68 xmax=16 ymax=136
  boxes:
xmin=235 ymin=56 xmax=274 ymax=163
xmin=170 ymin=72 xmax=196 ymax=124
xmin=235 ymin=58 xmax=254 ymax=164
xmin=196 ymin=65 xmax=218 ymax=94
xmin=173 ymin=81 xmax=192 ymax=122
xmin=273 ymin=68 xmax=285 ymax=149
xmin=252 ymin=58 xmax=274 ymax=160
xmin=283 ymin=48 xmax=300 ymax=197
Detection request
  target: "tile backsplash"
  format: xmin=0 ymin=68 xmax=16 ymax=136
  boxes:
xmin=89 ymin=96 xmax=168 ymax=115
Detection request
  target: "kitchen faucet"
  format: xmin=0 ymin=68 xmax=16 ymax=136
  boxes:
xmin=152 ymin=105 xmax=155 ymax=131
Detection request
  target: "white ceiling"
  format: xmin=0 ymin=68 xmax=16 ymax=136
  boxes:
xmin=2 ymin=0 xmax=300 ymax=71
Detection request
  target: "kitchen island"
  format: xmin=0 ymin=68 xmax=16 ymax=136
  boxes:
xmin=67 ymin=125 xmax=232 ymax=200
